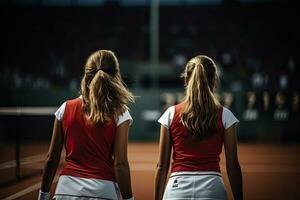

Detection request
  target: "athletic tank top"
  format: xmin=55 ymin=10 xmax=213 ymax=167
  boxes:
xmin=169 ymin=102 xmax=225 ymax=173
xmin=60 ymin=98 xmax=116 ymax=181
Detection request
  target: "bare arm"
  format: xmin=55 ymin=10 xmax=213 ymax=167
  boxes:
xmin=40 ymin=118 xmax=64 ymax=192
xmin=155 ymin=125 xmax=172 ymax=200
xmin=224 ymin=124 xmax=243 ymax=200
xmin=114 ymin=120 xmax=133 ymax=199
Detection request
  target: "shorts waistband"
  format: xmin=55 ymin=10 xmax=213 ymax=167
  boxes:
xmin=170 ymin=171 xmax=222 ymax=178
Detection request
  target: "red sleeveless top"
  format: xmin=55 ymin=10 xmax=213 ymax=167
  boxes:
xmin=60 ymin=98 xmax=116 ymax=181
xmin=170 ymin=102 xmax=225 ymax=173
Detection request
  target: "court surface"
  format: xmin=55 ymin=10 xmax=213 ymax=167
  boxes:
xmin=1 ymin=142 xmax=300 ymax=200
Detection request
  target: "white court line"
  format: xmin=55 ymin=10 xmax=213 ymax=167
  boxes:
xmin=0 ymin=154 xmax=46 ymax=170
xmin=0 ymin=153 xmax=157 ymax=170
xmin=129 ymin=153 xmax=158 ymax=162
xmin=2 ymin=175 xmax=59 ymax=200
xmin=0 ymin=107 xmax=58 ymax=115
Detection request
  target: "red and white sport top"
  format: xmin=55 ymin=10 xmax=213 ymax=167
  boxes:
xmin=54 ymin=97 xmax=132 ymax=181
xmin=158 ymin=102 xmax=239 ymax=173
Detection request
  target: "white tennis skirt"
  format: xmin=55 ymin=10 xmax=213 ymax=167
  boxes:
xmin=163 ymin=171 xmax=227 ymax=200
xmin=53 ymin=175 xmax=121 ymax=200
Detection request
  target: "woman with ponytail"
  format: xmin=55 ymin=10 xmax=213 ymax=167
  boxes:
xmin=39 ymin=50 xmax=135 ymax=200
xmin=155 ymin=55 xmax=243 ymax=200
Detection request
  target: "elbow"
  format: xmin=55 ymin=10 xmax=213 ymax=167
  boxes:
xmin=156 ymin=161 xmax=169 ymax=171
xmin=45 ymin=153 xmax=60 ymax=165
xmin=114 ymin=160 xmax=129 ymax=169
xmin=226 ymin=159 xmax=241 ymax=170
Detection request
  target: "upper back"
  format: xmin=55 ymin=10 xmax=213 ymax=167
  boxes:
xmin=169 ymin=102 xmax=225 ymax=172
xmin=171 ymin=102 xmax=224 ymax=147
xmin=61 ymin=97 xmax=117 ymax=180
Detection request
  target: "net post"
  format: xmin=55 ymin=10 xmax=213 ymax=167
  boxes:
xmin=16 ymin=111 xmax=21 ymax=180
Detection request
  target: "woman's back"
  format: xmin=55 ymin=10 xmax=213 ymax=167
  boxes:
xmin=60 ymin=97 xmax=117 ymax=181
xmin=168 ymin=102 xmax=224 ymax=173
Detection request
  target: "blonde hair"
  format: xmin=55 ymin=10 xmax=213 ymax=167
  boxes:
xmin=81 ymin=50 xmax=134 ymax=125
xmin=181 ymin=55 xmax=221 ymax=139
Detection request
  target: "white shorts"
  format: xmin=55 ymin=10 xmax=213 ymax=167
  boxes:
xmin=53 ymin=175 xmax=121 ymax=200
xmin=163 ymin=171 xmax=227 ymax=200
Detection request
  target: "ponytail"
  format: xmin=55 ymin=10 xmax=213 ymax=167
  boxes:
xmin=81 ymin=50 xmax=134 ymax=125
xmin=181 ymin=56 xmax=220 ymax=139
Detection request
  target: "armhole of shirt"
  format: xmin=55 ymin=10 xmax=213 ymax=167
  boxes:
xmin=222 ymin=107 xmax=239 ymax=130
xmin=219 ymin=107 xmax=225 ymax=131
xmin=54 ymin=102 xmax=66 ymax=121
xmin=157 ymin=106 xmax=175 ymax=129
xmin=116 ymin=110 xmax=133 ymax=127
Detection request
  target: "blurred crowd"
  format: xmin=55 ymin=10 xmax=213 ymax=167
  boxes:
xmin=1 ymin=3 xmax=298 ymax=92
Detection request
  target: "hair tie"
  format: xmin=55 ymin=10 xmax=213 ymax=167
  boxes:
xmin=93 ymin=66 xmax=117 ymax=76
xmin=95 ymin=66 xmax=102 ymax=72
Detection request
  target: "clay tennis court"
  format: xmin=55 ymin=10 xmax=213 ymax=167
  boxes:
xmin=1 ymin=142 xmax=300 ymax=200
